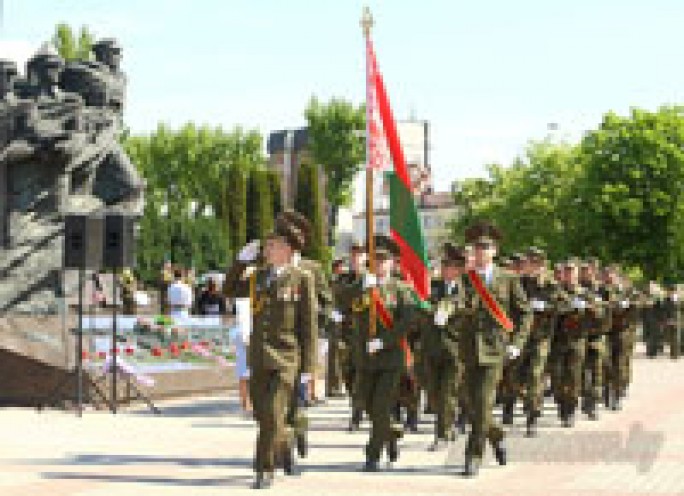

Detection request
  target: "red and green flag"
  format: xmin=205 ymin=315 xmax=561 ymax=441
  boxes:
xmin=366 ymin=36 xmax=431 ymax=300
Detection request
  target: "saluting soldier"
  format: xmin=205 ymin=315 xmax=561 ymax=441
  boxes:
xmin=278 ymin=209 xmax=333 ymax=460
xmin=248 ymin=217 xmax=317 ymax=489
xmin=457 ymin=222 xmax=531 ymax=477
xmin=421 ymin=242 xmax=467 ymax=450
xmin=119 ymin=267 xmax=137 ymax=315
xmin=354 ymin=235 xmax=414 ymax=471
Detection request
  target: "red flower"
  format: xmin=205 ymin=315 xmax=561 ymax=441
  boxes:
xmin=200 ymin=340 xmax=210 ymax=348
xmin=151 ymin=347 xmax=162 ymax=357
xmin=180 ymin=341 xmax=190 ymax=350
xmin=82 ymin=351 xmax=89 ymax=360
xmin=98 ymin=351 xmax=106 ymax=359
xmin=169 ymin=343 xmax=179 ymax=354
xmin=125 ymin=347 xmax=134 ymax=355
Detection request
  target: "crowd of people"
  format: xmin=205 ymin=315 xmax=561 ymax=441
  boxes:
xmin=218 ymin=208 xmax=682 ymax=490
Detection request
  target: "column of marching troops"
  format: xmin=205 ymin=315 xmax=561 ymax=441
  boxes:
xmin=223 ymin=210 xmax=682 ymax=489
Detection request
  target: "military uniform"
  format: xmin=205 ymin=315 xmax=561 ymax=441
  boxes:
xmin=602 ymin=281 xmax=640 ymax=410
xmin=458 ymin=222 xmax=532 ymax=476
xmin=661 ymin=289 xmax=681 ymax=359
xmin=642 ymin=285 xmax=665 ymax=357
xmin=119 ymin=268 xmax=137 ymax=315
xmin=580 ymin=270 xmax=611 ymax=420
xmin=422 ymin=265 xmax=463 ymax=446
xmin=354 ymin=236 xmax=414 ymax=470
xmin=519 ymin=251 xmax=562 ymax=435
xmin=248 ymin=220 xmax=317 ymax=489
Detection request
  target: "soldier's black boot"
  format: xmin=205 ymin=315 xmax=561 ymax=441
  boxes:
xmin=493 ymin=439 xmax=507 ymax=466
xmin=611 ymin=392 xmax=622 ymax=411
xmin=387 ymin=438 xmax=399 ymax=463
xmin=456 ymin=411 xmax=467 ymax=434
xmin=502 ymin=402 xmax=514 ymax=425
xmin=405 ymin=410 xmax=418 ymax=433
xmin=296 ymin=431 xmax=308 ymax=458
xmin=603 ymin=385 xmax=610 ymax=408
xmin=586 ymin=398 xmax=598 ymax=421
xmin=253 ymin=471 xmax=274 ymax=490
xmin=463 ymin=456 xmax=480 ymax=477
xmin=526 ymin=411 xmax=539 ymax=437
xmin=349 ymin=408 xmax=362 ymax=432
xmin=284 ymin=443 xmax=301 ymax=476
xmin=563 ymin=405 xmax=576 ymax=428
xmin=393 ymin=403 xmax=402 ymax=423
xmin=363 ymin=457 xmax=379 ymax=472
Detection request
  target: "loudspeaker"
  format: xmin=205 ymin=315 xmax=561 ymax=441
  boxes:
xmin=103 ymin=213 xmax=135 ymax=268
xmin=64 ymin=214 xmax=104 ymax=269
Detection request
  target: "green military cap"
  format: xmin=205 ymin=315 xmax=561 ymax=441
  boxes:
xmin=588 ymin=256 xmax=601 ymax=267
xmin=526 ymin=246 xmax=546 ymax=259
xmin=374 ymin=234 xmax=400 ymax=259
xmin=269 ymin=217 xmax=306 ymax=251
xmin=565 ymin=257 xmax=581 ymax=268
xmin=465 ymin=221 xmax=502 ymax=246
xmin=350 ymin=241 xmax=365 ymax=253
xmin=279 ymin=209 xmax=311 ymax=242
xmin=442 ymin=242 xmax=467 ymax=265
xmin=510 ymin=252 xmax=524 ymax=263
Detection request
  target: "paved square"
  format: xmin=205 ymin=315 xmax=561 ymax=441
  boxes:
xmin=0 ymin=349 xmax=682 ymax=495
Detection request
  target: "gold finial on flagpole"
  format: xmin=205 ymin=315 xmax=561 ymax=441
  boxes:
xmin=361 ymin=6 xmax=374 ymax=37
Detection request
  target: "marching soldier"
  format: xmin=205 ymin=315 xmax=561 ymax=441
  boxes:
xmin=421 ymin=242 xmax=466 ymax=450
xmin=601 ymin=265 xmax=639 ymax=411
xmin=355 ymin=235 xmax=414 ymax=471
xmin=279 ymin=209 xmax=333 ymax=460
xmin=553 ymin=258 xmax=603 ymax=427
xmin=580 ymin=261 xmax=610 ymax=421
xmin=519 ymin=247 xmax=561 ymax=436
xmin=327 ymin=258 xmax=348 ymax=396
xmin=642 ymin=281 xmax=665 ymax=358
xmin=457 ymin=222 xmax=531 ymax=477
xmin=661 ymin=285 xmax=681 ymax=360
xmin=248 ymin=217 xmax=317 ymax=489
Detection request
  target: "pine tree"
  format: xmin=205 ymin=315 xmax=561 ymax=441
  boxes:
xmin=246 ymin=168 xmax=274 ymax=242
xmin=295 ymin=161 xmax=324 ymax=261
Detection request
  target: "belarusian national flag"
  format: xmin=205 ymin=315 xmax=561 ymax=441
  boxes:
xmin=366 ymin=36 xmax=431 ymax=300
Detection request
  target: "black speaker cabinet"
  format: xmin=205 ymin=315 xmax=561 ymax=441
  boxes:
xmin=103 ymin=213 xmax=135 ymax=268
xmin=64 ymin=214 xmax=104 ymax=269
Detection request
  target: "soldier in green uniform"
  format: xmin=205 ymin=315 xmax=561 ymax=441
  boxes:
xmin=661 ymin=285 xmax=681 ymax=359
xmin=248 ymin=218 xmax=317 ymax=489
xmin=520 ymin=247 xmax=561 ymax=436
xmin=327 ymin=258 xmax=348 ymax=396
xmin=579 ymin=261 xmax=610 ymax=421
xmin=279 ymin=209 xmax=333 ymax=459
xmin=642 ymin=281 xmax=665 ymax=357
xmin=421 ymin=242 xmax=466 ymax=450
xmin=355 ymin=235 xmax=414 ymax=471
xmin=347 ymin=243 xmax=369 ymax=431
xmin=601 ymin=265 xmax=640 ymax=411
xmin=457 ymin=222 xmax=531 ymax=477
xmin=553 ymin=259 xmax=603 ymax=427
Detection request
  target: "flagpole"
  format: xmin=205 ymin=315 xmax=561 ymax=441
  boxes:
xmin=361 ymin=6 xmax=376 ymax=339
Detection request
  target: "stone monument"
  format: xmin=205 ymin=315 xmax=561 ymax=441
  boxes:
xmin=0 ymin=38 xmax=144 ymax=404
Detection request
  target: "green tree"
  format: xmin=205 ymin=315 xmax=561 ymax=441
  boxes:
xmin=578 ymin=106 xmax=684 ymax=280
xmin=246 ymin=168 xmax=274 ymax=242
xmin=267 ymin=169 xmax=283 ymax=218
xmin=295 ymin=161 xmax=325 ymax=261
xmin=305 ymin=97 xmax=365 ymax=245
xmin=124 ymin=123 xmax=264 ymax=282
xmin=52 ymin=23 xmax=94 ymax=61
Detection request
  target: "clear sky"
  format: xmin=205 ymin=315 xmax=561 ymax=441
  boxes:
xmin=2 ymin=0 xmax=684 ymax=189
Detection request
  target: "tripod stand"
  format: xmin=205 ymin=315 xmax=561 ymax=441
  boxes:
xmin=38 ymin=266 xmax=113 ymax=415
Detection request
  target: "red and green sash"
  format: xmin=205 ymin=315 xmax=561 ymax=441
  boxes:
xmin=371 ymin=288 xmax=412 ymax=367
xmin=467 ymin=269 xmax=514 ymax=332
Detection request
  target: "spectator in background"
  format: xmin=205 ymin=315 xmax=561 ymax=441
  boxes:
xmin=167 ymin=268 xmax=193 ymax=318
xmin=197 ymin=278 xmax=226 ymax=316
